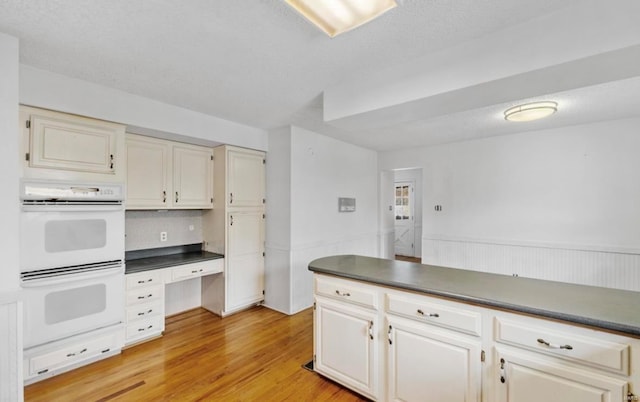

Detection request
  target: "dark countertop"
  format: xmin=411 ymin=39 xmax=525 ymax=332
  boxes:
xmin=125 ymin=243 xmax=223 ymax=274
xmin=308 ymin=254 xmax=640 ymax=337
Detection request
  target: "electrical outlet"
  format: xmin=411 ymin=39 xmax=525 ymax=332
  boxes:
xmin=188 ymin=224 xmax=194 ymax=231
xmin=160 ymin=231 xmax=168 ymax=242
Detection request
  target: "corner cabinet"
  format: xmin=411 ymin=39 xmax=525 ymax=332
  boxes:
xmin=20 ymin=105 xmax=126 ymax=182
xmin=202 ymin=145 xmax=266 ymax=316
xmin=312 ymin=273 xmax=640 ymax=402
xmin=125 ymin=134 xmax=213 ymax=209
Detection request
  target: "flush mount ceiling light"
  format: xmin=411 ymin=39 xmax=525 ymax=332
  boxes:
xmin=285 ymin=0 xmax=398 ymax=38
xmin=504 ymin=101 xmax=558 ymax=122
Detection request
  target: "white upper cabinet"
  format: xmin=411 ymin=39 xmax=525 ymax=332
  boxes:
xmin=226 ymin=147 xmax=265 ymax=207
xmin=126 ymin=135 xmax=171 ymax=208
xmin=20 ymin=105 xmax=126 ymax=182
xmin=173 ymin=144 xmax=213 ymax=208
xmin=125 ymin=134 xmax=213 ymax=210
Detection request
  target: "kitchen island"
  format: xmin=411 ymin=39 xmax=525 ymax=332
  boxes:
xmin=308 ymin=255 xmax=640 ymax=402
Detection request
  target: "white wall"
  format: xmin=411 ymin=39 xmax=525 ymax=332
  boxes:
xmin=378 ymin=170 xmax=395 ymax=259
xmin=379 ymin=118 xmax=640 ymax=291
xmin=19 ymin=65 xmax=268 ymax=151
xmin=289 ymin=126 xmax=378 ymax=313
xmin=264 ymin=127 xmax=293 ymax=314
xmin=0 ymin=33 xmax=20 ymax=293
xmin=0 ymin=31 xmax=23 ymax=402
xmin=265 ymin=125 xmax=379 ymax=314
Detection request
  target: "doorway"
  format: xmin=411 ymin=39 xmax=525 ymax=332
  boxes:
xmin=392 ymin=168 xmax=423 ymax=260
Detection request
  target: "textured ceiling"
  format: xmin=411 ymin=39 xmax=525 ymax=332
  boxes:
xmin=0 ymin=0 xmax=638 ymax=150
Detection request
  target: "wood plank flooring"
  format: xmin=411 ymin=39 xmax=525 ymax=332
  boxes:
xmin=394 ymin=255 xmax=420 ymax=263
xmin=25 ymin=307 xmax=367 ymax=402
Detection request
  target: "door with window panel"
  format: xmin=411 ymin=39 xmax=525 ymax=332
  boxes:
xmin=394 ymin=182 xmax=414 ymax=257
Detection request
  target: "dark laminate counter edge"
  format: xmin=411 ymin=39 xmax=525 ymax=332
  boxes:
xmin=125 ymin=244 xmax=223 ymax=274
xmin=308 ymin=255 xmax=640 ymax=337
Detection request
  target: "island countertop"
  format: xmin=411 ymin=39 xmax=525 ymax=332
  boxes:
xmin=308 ymin=254 xmax=640 ymax=337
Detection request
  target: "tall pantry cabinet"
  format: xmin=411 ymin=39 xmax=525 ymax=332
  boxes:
xmin=202 ymin=146 xmax=266 ymax=316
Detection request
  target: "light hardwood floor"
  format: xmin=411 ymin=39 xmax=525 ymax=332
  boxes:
xmin=394 ymin=255 xmax=420 ymax=263
xmin=25 ymin=307 xmax=367 ymax=402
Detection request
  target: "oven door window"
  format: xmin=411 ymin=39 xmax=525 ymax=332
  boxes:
xmin=45 ymin=283 xmax=106 ymax=324
xmin=45 ymin=219 xmax=107 ymax=252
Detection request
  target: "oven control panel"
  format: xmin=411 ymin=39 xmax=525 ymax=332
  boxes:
xmin=21 ymin=179 xmax=124 ymax=201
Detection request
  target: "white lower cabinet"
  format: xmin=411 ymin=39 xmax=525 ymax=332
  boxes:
xmin=24 ymin=325 xmax=123 ymax=384
xmin=495 ymin=348 xmax=628 ymax=402
xmin=315 ymin=296 xmax=379 ymax=400
xmin=125 ymin=270 xmax=165 ymax=346
xmin=313 ymin=274 xmax=640 ymax=402
xmin=387 ymin=316 xmax=481 ymax=402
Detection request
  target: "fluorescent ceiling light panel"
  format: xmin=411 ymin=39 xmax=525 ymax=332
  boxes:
xmin=504 ymin=101 xmax=558 ymax=122
xmin=286 ymin=0 xmax=398 ymax=37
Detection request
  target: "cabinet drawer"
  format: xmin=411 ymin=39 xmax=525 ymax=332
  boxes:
xmin=28 ymin=330 xmax=121 ymax=376
xmin=126 ymin=284 xmax=163 ymax=305
xmin=386 ymin=293 xmax=481 ymax=337
xmin=125 ymin=300 xmax=163 ymax=323
xmin=494 ymin=316 xmax=630 ymax=375
xmin=170 ymin=259 xmax=223 ymax=283
xmin=315 ymin=276 xmax=377 ymax=309
xmin=126 ymin=270 xmax=163 ymax=289
xmin=125 ymin=315 xmax=164 ymax=341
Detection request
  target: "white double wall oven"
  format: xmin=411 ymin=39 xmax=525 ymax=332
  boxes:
xmin=20 ymin=180 xmax=125 ymax=349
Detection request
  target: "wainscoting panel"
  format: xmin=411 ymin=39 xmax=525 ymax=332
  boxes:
xmin=423 ymin=238 xmax=640 ymax=291
xmin=0 ymin=297 xmax=22 ymax=402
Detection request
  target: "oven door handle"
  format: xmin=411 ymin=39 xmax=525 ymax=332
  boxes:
xmin=21 ymin=266 xmax=124 ymax=288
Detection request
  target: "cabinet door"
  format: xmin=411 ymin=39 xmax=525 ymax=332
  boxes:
xmin=495 ymin=349 xmax=628 ymax=402
xmin=126 ymin=135 xmax=171 ymax=209
xmin=173 ymin=144 xmax=213 ymax=208
xmin=315 ymin=297 xmax=379 ymax=400
xmin=226 ymin=210 xmax=264 ymax=311
xmin=29 ymin=113 xmax=120 ymax=175
xmin=227 ymin=148 xmax=265 ymax=207
xmin=387 ymin=316 xmax=481 ymax=402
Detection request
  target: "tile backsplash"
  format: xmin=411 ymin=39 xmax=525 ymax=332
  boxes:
xmin=125 ymin=210 xmax=203 ymax=251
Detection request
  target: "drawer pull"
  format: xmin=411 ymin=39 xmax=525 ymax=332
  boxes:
xmin=335 ymin=290 xmax=351 ymax=297
xmin=191 ymin=269 xmax=205 ymax=274
xmin=417 ymin=309 xmax=439 ymax=318
xmin=537 ymin=338 xmax=573 ymax=350
xmin=137 ymin=309 xmax=153 ymax=316
xmin=138 ymin=325 xmax=154 ymax=332
xmin=368 ymin=321 xmax=374 ymax=340
xmin=137 ymin=294 xmax=153 ymax=300
xmin=66 ymin=348 xmax=87 ymax=357
xmin=137 ymin=278 xmax=153 ymax=284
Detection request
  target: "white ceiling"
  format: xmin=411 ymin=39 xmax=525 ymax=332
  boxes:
xmin=1 ymin=0 xmax=639 ymax=151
